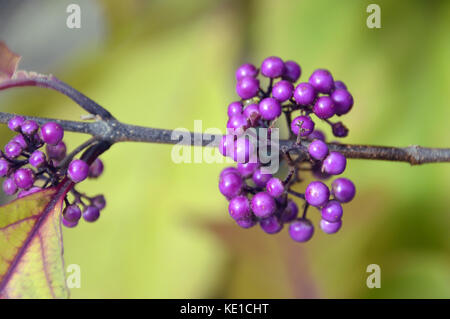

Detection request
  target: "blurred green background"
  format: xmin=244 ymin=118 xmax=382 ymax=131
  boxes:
xmin=0 ymin=0 xmax=449 ymax=298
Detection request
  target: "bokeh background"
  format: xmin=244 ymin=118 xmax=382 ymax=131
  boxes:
xmin=0 ymin=0 xmax=449 ymax=298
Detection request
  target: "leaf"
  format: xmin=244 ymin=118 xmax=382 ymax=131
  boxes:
xmin=0 ymin=42 xmax=21 ymax=81
xmin=0 ymin=184 xmax=70 ymax=299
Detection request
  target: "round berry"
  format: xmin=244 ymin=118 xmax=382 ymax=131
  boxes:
xmin=312 ymin=162 xmax=331 ymax=180
xmin=21 ymin=120 xmax=39 ymax=136
xmin=62 ymin=218 xmax=78 ymax=228
xmin=251 ymin=192 xmax=276 ymax=218
xmin=40 ymin=122 xmax=64 ymax=146
xmin=17 ymin=186 xmax=41 ymax=198
xmin=243 ymin=103 xmax=260 ymax=122
xmin=322 ymin=152 xmax=346 ymax=175
xmin=227 ymin=114 xmax=248 ymax=134
xmin=219 ymin=135 xmax=235 ymax=158
xmin=282 ymin=60 xmax=301 ymax=82
xmin=280 ymin=200 xmax=299 ymax=223
xmin=227 ymin=101 xmax=243 ymax=118
xmin=260 ymin=215 xmax=283 ymax=234
xmin=83 ymin=206 xmax=100 ymax=222
xmin=293 ymin=82 xmax=316 ymax=105
xmin=236 ymin=217 xmax=257 ymax=229
xmin=331 ymin=89 xmax=353 ymax=116
xmin=68 ymin=159 xmax=89 ymax=183
xmin=89 ymin=158 xmax=104 ymax=178
xmin=12 ymin=134 xmax=28 ymax=149
xmin=308 ymin=130 xmax=326 ymax=142
xmin=8 ymin=116 xmax=25 ymax=132
xmin=4 ymin=141 xmax=22 ymax=158
xmin=252 ymin=168 xmax=272 ymax=187
xmin=14 ymin=168 xmax=35 ymax=190
xmin=289 ymin=219 xmax=314 ymax=242
xmin=266 ymin=177 xmax=284 ymax=198
xmin=333 ymin=80 xmax=347 ymax=90
xmin=309 ymin=69 xmax=334 ymax=94
xmin=331 ymin=178 xmax=355 ymax=203
xmin=236 ymin=76 xmax=259 ymax=99
xmin=308 ymin=139 xmax=328 ymax=160
xmin=313 ymin=96 xmax=335 ymax=119
xmin=220 ymin=167 xmax=240 ymax=180
xmin=271 ymin=80 xmax=293 ymax=102
xmin=92 ymin=195 xmax=106 ymax=210
xmin=321 ymin=200 xmax=343 ymax=222
xmin=219 ymin=172 xmax=243 ymax=198
xmin=0 ymin=159 xmax=10 ymax=177
xmin=290 ymin=115 xmax=315 ymax=137
xmin=228 ymin=195 xmax=251 ymax=220
xmin=320 ymin=219 xmax=342 ymax=234
xmin=260 ymin=56 xmax=284 ymax=78
xmin=332 ymin=122 xmax=349 ymax=138
xmin=235 ymin=63 xmax=258 ymax=81
xmin=3 ymin=178 xmax=17 ymax=195
xmin=237 ymin=162 xmax=259 ymax=178
xmin=259 ymin=97 xmax=281 ymax=121
xmin=63 ymin=205 xmax=82 ymax=222
xmin=232 ymin=137 xmax=255 ymax=163
xmin=305 ymin=181 xmax=329 ymax=207
xmin=46 ymin=141 xmax=67 ymax=161
xmin=29 ymin=150 xmax=46 ymax=168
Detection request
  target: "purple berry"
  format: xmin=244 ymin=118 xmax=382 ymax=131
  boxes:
xmin=322 ymin=152 xmax=346 ymax=175
xmin=232 ymin=137 xmax=255 ymax=163
xmin=305 ymin=181 xmax=329 ymax=207
xmin=313 ymin=96 xmax=335 ymax=119
xmin=8 ymin=116 xmax=25 ymax=131
xmin=308 ymin=130 xmax=326 ymax=142
xmin=320 ymin=219 xmax=342 ymax=234
xmin=17 ymin=186 xmax=41 ymax=198
xmin=68 ymin=159 xmax=89 ymax=183
xmin=236 ymin=217 xmax=257 ymax=229
xmin=40 ymin=122 xmax=64 ymax=146
xmin=251 ymin=191 xmax=276 ymax=218
xmin=62 ymin=218 xmax=78 ymax=228
xmin=227 ymin=101 xmax=243 ymax=118
xmin=237 ymin=162 xmax=259 ymax=178
xmin=89 ymin=158 xmax=104 ymax=178
xmin=4 ymin=141 xmax=22 ymax=158
xmin=46 ymin=141 xmax=67 ymax=161
xmin=332 ymin=122 xmax=349 ymax=138
xmin=271 ymin=80 xmax=293 ymax=102
xmin=236 ymin=76 xmax=259 ymax=99
xmin=14 ymin=168 xmax=34 ymax=189
xmin=220 ymin=167 xmax=240 ymax=179
xmin=308 ymin=139 xmax=329 ymax=160
xmin=289 ymin=219 xmax=314 ymax=242
xmin=29 ymin=150 xmax=46 ymax=168
xmin=290 ymin=115 xmax=315 ymax=137
xmin=321 ymin=200 xmax=343 ymax=222
xmin=243 ymin=103 xmax=260 ymax=122
xmin=92 ymin=195 xmax=106 ymax=210
xmin=333 ymin=80 xmax=347 ymax=90
xmin=3 ymin=178 xmax=17 ymax=195
xmin=219 ymin=135 xmax=235 ymax=158
xmin=252 ymin=168 xmax=272 ymax=187
xmin=309 ymin=69 xmax=334 ymax=94
xmin=63 ymin=205 xmax=82 ymax=222
xmin=235 ymin=63 xmax=258 ymax=81
xmin=280 ymin=200 xmax=298 ymax=223
xmin=282 ymin=61 xmax=301 ymax=82
xmin=331 ymin=89 xmax=353 ymax=116
xmin=219 ymin=172 xmax=243 ymax=198
xmin=228 ymin=195 xmax=251 ymax=220
xmin=331 ymin=178 xmax=355 ymax=203
xmin=21 ymin=120 xmax=39 ymax=136
xmin=0 ymin=159 xmax=10 ymax=177
xmin=260 ymin=215 xmax=283 ymax=234
xmin=12 ymin=134 xmax=28 ymax=149
xmin=261 ymin=56 xmax=284 ymax=78
xmin=266 ymin=177 xmax=284 ymax=198
xmin=293 ymin=82 xmax=316 ymax=105
xmin=312 ymin=162 xmax=331 ymax=180
xmin=83 ymin=206 xmax=100 ymax=222
xmin=227 ymin=114 xmax=248 ymax=134
xmin=259 ymin=97 xmax=281 ymax=121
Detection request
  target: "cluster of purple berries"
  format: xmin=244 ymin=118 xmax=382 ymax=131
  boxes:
xmin=218 ymin=57 xmax=356 ymax=242
xmin=0 ymin=116 xmax=106 ymax=228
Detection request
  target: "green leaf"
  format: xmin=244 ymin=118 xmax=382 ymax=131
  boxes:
xmin=0 ymin=186 xmax=69 ymax=299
